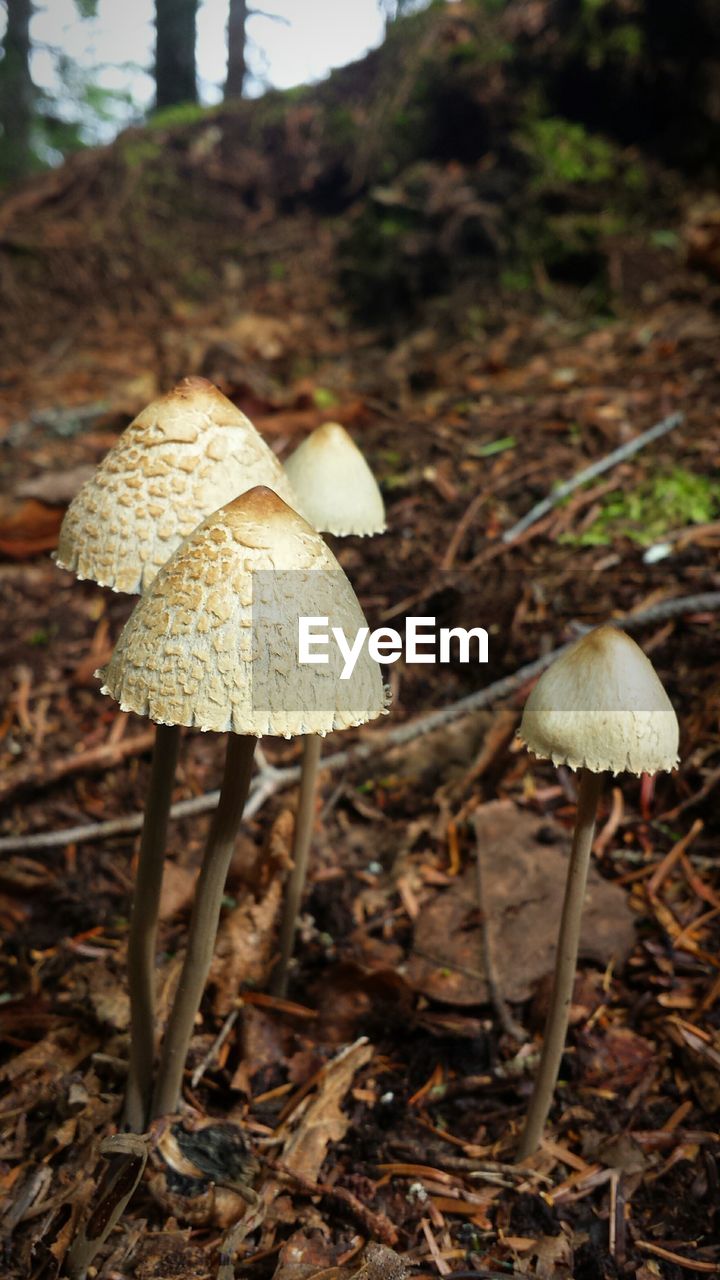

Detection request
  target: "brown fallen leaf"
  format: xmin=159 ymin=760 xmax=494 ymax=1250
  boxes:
xmin=579 ymin=1025 xmax=655 ymax=1091
xmin=0 ymin=498 xmax=64 ymax=557
xmin=273 ymin=1237 xmax=408 ymax=1280
xmin=278 ymin=1037 xmax=374 ymax=1185
xmin=406 ymin=800 xmax=636 ymax=1006
xmin=209 ymin=878 xmax=283 ymax=1015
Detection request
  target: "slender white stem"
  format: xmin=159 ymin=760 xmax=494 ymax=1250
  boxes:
xmin=271 ymin=734 xmax=322 ymax=998
xmin=151 ymin=733 xmax=256 ymax=1119
xmin=517 ymin=768 xmax=604 ymax=1159
xmin=124 ymin=722 xmax=180 ymax=1132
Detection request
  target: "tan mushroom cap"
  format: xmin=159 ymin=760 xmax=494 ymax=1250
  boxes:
xmin=55 ymin=377 xmax=298 ymax=595
xmin=518 ymin=625 xmax=679 ymax=776
xmin=283 ymin=422 xmax=386 ymax=537
xmin=97 ymin=486 xmax=388 ymax=737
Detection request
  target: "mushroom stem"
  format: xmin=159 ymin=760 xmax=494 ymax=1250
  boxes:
xmin=517 ymin=768 xmax=604 ymax=1160
xmin=151 ymin=733 xmax=256 ymax=1119
xmin=271 ymin=734 xmax=322 ymax=998
xmin=124 ymin=722 xmax=180 ymax=1133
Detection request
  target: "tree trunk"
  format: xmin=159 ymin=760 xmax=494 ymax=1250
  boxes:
xmin=0 ymin=0 xmax=34 ymax=181
xmin=155 ymin=0 xmax=198 ymax=110
xmin=225 ymin=0 xmax=248 ymax=101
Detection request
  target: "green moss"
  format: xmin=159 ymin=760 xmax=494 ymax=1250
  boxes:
xmin=500 ymin=267 xmax=533 ymax=291
xmin=605 ymin=23 xmax=644 ymax=60
xmin=146 ymin=101 xmax=216 ymax=131
xmin=563 ymin=468 xmax=720 ymax=547
xmin=326 ymin=105 xmax=358 ymax=150
xmin=650 ymin=228 xmax=680 ymax=250
xmin=450 ymin=35 xmax=512 ymax=66
xmin=119 ymin=136 xmax=164 ymax=169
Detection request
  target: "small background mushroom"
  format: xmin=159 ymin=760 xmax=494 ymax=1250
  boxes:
xmin=271 ymin=422 xmax=387 ymax=996
xmin=515 ymin=624 xmax=679 ymax=1159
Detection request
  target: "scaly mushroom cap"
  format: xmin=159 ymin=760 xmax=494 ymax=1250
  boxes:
xmin=283 ymin=422 xmax=386 ymax=537
xmin=55 ymin=377 xmax=298 ymax=594
xmin=518 ymin=625 xmax=679 ymax=776
xmin=97 ymin=487 xmax=388 ymax=737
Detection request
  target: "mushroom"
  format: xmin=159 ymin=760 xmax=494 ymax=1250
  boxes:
xmin=271 ymin=422 xmax=386 ymax=996
xmin=283 ymin=421 xmax=386 ymax=538
xmin=515 ymin=624 xmax=679 ymax=1159
xmin=97 ymin=486 xmax=387 ymax=1119
xmin=55 ymin=376 xmax=300 ymax=1132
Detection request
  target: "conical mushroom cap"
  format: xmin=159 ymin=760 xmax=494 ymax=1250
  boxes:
xmin=518 ymin=625 xmax=679 ymax=776
xmin=56 ymin=377 xmax=298 ymax=594
xmin=283 ymin=422 xmax=386 ymax=537
xmin=97 ymin=487 xmax=388 ymax=737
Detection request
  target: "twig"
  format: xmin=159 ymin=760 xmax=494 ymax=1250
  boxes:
xmin=2 ymin=590 xmax=718 ymax=855
xmin=502 ymin=411 xmax=684 ymax=543
xmin=636 ymin=1241 xmax=719 ymax=1272
xmin=191 ymin=1007 xmax=240 ymax=1088
xmin=261 ymin=1155 xmax=399 ymax=1245
xmin=473 ymin=813 xmax=527 ymax=1042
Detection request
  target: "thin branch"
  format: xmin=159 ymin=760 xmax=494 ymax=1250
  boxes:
xmin=502 ymin=411 xmax=684 ymax=544
xmin=248 ymin=8 xmax=291 ymax=24
xmin=1 ymin=590 xmax=717 ymax=855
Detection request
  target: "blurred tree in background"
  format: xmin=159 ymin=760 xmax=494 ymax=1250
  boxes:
xmin=0 ymin=0 xmax=138 ymax=182
xmin=224 ymin=0 xmax=246 ymax=100
xmin=0 ymin=0 xmax=34 ymax=180
xmin=155 ymin=0 xmax=198 ymax=109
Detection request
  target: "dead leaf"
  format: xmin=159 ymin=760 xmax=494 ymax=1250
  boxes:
xmin=406 ymin=801 xmax=636 ymax=1005
xmin=279 ymin=1038 xmax=374 ymax=1184
xmin=0 ymin=498 xmax=64 ymax=556
xmin=273 ymin=1231 xmax=337 ymax=1280
xmin=579 ymin=1025 xmax=655 ymax=1091
xmin=86 ymin=961 xmax=130 ymax=1031
xmin=210 ymin=879 xmax=283 ymax=1014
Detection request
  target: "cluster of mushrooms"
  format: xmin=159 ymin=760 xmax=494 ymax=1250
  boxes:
xmin=55 ymin=375 xmax=680 ymax=1164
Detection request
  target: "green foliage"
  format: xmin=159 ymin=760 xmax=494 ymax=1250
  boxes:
xmin=650 ymin=228 xmax=681 ymax=250
xmin=563 ymin=469 xmax=720 ymax=547
xmin=521 ymin=116 xmax=617 ymax=187
xmin=576 ymin=1 xmax=644 ymax=69
xmin=312 ymin=387 xmax=338 ymax=409
xmin=468 ymin=436 xmax=517 ymax=458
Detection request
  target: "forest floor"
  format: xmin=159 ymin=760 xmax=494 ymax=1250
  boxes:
xmin=1 ymin=165 xmax=720 ymax=1280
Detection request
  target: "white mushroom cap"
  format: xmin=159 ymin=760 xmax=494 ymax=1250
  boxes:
xmin=283 ymin=422 xmax=386 ymax=537
xmin=97 ymin=486 xmax=388 ymax=737
xmin=55 ymin=377 xmax=299 ymax=595
xmin=518 ymin=625 xmax=679 ymax=776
